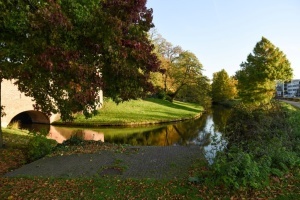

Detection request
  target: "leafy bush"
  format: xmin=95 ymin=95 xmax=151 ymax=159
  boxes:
xmin=53 ymin=131 xmax=85 ymax=153
xmin=270 ymin=148 xmax=299 ymax=170
xmin=210 ymin=149 xmax=269 ymax=189
xmin=62 ymin=133 xmax=84 ymax=146
xmin=156 ymin=89 xmax=167 ymax=100
xmin=207 ymin=101 xmax=300 ymax=189
xmin=27 ymin=134 xmax=57 ymax=162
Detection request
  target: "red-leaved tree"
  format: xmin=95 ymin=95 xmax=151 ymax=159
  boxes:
xmin=0 ymin=0 xmax=160 ymax=147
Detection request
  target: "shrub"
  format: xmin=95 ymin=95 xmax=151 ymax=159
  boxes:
xmin=271 ymin=148 xmax=299 ymax=171
xmin=156 ymin=90 xmax=167 ymax=100
xmin=211 ymin=149 xmax=268 ymax=189
xmin=62 ymin=131 xmax=85 ymax=146
xmin=27 ymin=134 xmax=57 ymax=162
xmin=208 ymin=101 xmax=300 ymax=189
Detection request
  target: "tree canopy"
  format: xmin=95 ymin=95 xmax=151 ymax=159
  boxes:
xmin=149 ymin=30 xmax=182 ymax=93
xmin=0 ymin=0 xmax=160 ymax=120
xmin=149 ymin=31 xmax=210 ymax=102
xmin=0 ymin=0 xmax=160 ymax=147
xmin=211 ymin=69 xmax=237 ymax=103
xmin=169 ymin=51 xmax=204 ymax=100
xmin=236 ymin=37 xmax=293 ymax=104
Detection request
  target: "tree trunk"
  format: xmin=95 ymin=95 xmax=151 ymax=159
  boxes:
xmin=0 ymin=78 xmax=3 ymax=148
xmin=164 ymin=74 xmax=168 ymax=93
xmin=173 ymin=125 xmax=187 ymax=144
xmin=170 ymin=84 xmax=185 ymax=101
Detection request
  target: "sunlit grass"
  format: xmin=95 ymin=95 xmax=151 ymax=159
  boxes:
xmin=7 ymin=121 xmax=20 ymax=130
xmin=280 ymin=101 xmax=300 ymax=111
xmin=58 ymin=98 xmax=203 ymax=125
xmin=3 ymin=127 xmax=30 ymax=136
xmin=2 ymin=128 xmax=31 ymax=148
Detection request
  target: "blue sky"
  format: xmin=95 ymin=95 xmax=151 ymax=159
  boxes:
xmin=146 ymin=0 xmax=300 ymax=79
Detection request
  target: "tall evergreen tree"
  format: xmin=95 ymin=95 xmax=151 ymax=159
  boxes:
xmin=236 ymin=37 xmax=293 ymax=104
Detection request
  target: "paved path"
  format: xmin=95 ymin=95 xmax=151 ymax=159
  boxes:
xmin=279 ymin=100 xmax=300 ymax=108
xmin=4 ymin=146 xmax=204 ymax=180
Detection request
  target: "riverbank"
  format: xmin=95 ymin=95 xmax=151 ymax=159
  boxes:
xmin=53 ymin=98 xmax=204 ymax=126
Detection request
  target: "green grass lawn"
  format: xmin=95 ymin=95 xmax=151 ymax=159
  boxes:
xmin=2 ymin=128 xmax=31 ymax=148
xmin=56 ymin=98 xmax=203 ymax=126
xmin=0 ymin=128 xmax=31 ymax=175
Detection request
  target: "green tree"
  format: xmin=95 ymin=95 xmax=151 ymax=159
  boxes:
xmin=168 ymin=51 xmax=204 ymax=101
xmin=150 ymin=31 xmax=209 ymax=104
xmin=176 ymin=76 xmax=211 ymax=108
xmin=211 ymin=69 xmax=237 ymax=103
xmin=236 ymin=37 xmax=293 ymax=104
xmin=0 ymin=0 xmax=160 ymax=147
xmin=149 ymin=30 xmax=182 ymax=94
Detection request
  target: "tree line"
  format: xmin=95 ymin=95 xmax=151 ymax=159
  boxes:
xmin=150 ymin=33 xmax=293 ymax=107
xmin=212 ymin=37 xmax=292 ymax=105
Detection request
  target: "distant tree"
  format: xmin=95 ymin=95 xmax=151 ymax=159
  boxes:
xmin=211 ymin=69 xmax=237 ymax=103
xmin=149 ymin=30 xmax=182 ymax=93
xmin=169 ymin=51 xmax=204 ymax=101
xmin=176 ymin=76 xmax=211 ymax=108
xmin=0 ymin=0 xmax=160 ymax=147
xmin=236 ymin=37 xmax=293 ymax=104
xmin=149 ymin=31 xmax=209 ymax=104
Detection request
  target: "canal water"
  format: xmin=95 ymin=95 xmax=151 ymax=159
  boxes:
xmin=23 ymin=105 xmax=231 ymax=162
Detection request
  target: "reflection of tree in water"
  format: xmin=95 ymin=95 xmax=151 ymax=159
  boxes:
xmin=196 ymin=131 xmax=211 ymax=147
xmin=105 ymin=126 xmax=181 ymax=146
xmin=212 ymin=105 xmax=232 ymax=133
xmin=38 ymin=107 xmax=231 ymax=145
xmin=172 ymin=114 xmax=208 ymax=145
xmin=105 ymin=127 xmax=173 ymax=146
xmin=105 ymin=115 xmax=209 ymax=146
xmin=105 ymin=107 xmax=231 ymax=146
xmin=194 ymin=106 xmax=231 ymax=164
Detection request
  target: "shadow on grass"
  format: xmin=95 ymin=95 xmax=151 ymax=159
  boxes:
xmin=144 ymin=98 xmax=202 ymax=113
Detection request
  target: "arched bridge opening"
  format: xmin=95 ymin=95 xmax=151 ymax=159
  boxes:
xmin=9 ymin=110 xmax=50 ymax=126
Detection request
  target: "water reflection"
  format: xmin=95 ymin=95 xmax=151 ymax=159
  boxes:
xmin=23 ymin=106 xmax=231 ymax=159
xmin=194 ymin=114 xmax=227 ymax=164
xmin=48 ymin=126 xmax=104 ymax=143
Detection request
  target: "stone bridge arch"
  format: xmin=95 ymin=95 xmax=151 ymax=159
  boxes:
xmin=1 ymin=79 xmax=60 ymax=127
xmin=10 ymin=110 xmax=50 ymax=125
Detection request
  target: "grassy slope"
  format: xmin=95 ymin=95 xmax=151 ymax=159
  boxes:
xmin=58 ymin=98 xmax=203 ymax=125
xmin=2 ymin=128 xmax=31 ymax=148
xmin=0 ymin=129 xmax=31 ymax=175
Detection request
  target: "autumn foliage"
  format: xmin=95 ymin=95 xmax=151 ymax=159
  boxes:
xmin=0 ymin=0 xmax=160 ymax=121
